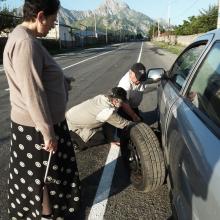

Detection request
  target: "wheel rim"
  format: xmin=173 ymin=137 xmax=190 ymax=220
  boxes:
xmin=128 ymin=140 xmax=143 ymax=183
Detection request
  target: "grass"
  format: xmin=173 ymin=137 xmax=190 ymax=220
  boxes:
xmin=153 ymin=41 xmax=185 ymax=55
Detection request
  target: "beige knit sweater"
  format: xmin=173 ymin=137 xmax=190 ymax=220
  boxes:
xmin=3 ymin=25 xmax=67 ymax=142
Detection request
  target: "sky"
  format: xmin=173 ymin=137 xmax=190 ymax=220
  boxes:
xmin=0 ymin=0 xmax=218 ymax=25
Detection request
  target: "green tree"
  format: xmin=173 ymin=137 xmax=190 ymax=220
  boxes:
xmin=148 ymin=23 xmax=165 ymax=38
xmin=174 ymin=4 xmax=217 ymax=35
xmin=0 ymin=7 xmax=22 ymax=33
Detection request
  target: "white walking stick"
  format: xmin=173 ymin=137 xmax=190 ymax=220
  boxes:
xmin=44 ymin=151 xmax=53 ymax=183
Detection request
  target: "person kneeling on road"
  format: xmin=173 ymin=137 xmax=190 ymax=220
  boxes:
xmin=66 ymin=87 xmax=133 ymax=151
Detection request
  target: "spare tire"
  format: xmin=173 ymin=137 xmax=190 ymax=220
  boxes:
xmin=121 ymin=122 xmax=166 ymax=192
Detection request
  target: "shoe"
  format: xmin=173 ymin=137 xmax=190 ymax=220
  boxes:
xmin=70 ymin=132 xmax=88 ymax=151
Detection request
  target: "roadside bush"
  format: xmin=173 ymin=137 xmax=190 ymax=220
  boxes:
xmin=40 ymin=39 xmax=61 ymax=54
xmin=0 ymin=37 xmax=7 ymax=63
xmin=0 ymin=38 xmax=61 ymax=64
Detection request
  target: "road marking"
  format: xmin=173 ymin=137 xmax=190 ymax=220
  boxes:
xmin=88 ymin=42 xmax=144 ymax=219
xmin=59 ymin=44 xmax=130 ymax=70
xmin=3 ymin=50 xmax=114 ymax=91
xmin=88 ymin=144 xmax=120 ymax=220
xmin=54 ymin=43 xmax=125 ymax=60
xmin=62 ymin=44 xmax=131 ymax=70
xmin=62 ymin=50 xmax=113 ymax=70
xmin=137 ymin=42 xmax=144 ymax=62
xmin=3 ymin=43 xmax=131 ymax=91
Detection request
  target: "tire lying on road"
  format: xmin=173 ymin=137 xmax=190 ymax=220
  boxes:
xmin=121 ymin=122 xmax=166 ymax=192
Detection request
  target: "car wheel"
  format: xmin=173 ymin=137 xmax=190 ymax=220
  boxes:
xmin=121 ymin=122 xmax=166 ymax=192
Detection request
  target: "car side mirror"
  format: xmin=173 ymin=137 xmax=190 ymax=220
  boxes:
xmin=146 ymin=68 xmax=166 ymax=83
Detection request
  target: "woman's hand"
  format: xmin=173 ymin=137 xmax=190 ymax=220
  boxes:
xmin=65 ymin=76 xmax=75 ymax=91
xmin=42 ymin=138 xmax=58 ymax=153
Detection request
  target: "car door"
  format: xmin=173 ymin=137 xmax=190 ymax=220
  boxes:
xmin=166 ymin=39 xmax=220 ymax=220
xmin=158 ymin=35 xmax=212 ymax=152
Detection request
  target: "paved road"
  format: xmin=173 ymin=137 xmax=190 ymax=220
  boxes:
xmin=0 ymin=42 xmax=177 ymax=219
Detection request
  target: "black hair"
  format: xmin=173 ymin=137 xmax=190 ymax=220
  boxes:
xmin=110 ymin=87 xmax=127 ymax=101
xmin=23 ymin=0 xmax=60 ymax=21
xmin=130 ymin=62 xmax=147 ymax=81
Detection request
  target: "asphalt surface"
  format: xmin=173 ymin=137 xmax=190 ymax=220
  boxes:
xmin=0 ymin=41 xmax=177 ymax=220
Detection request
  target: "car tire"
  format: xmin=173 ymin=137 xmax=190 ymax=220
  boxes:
xmin=121 ymin=122 xmax=166 ymax=192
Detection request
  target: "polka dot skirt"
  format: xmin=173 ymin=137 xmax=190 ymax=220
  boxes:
xmin=8 ymin=120 xmax=81 ymax=220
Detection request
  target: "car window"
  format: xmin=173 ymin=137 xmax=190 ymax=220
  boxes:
xmin=169 ymin=43 xmax=206 ymax=90
xmin=186 ymin=41 xmax=220 ymax=128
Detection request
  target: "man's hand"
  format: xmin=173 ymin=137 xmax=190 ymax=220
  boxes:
xmin=42 ymin=138 xmax=58 ymax=153
xmin=132 ymin=114 xmax=141 ymax=122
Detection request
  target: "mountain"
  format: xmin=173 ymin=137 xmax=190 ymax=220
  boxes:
xmin=16 ymin=0 xmax=155 ymax=34
xmin=59 ymin=0 xmax=154 ymax=34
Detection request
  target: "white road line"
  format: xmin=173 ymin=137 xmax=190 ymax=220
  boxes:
xmin=137 ymin=42 xmax=144 ymax=62
xmin=88 ymin=41 xmax=144 ymax=219
xmin=62 ymin=44 xmax=131 ymax=70
xmin=54 ymin=56 xmax=67 ymax=60
xmin=54 ymin=46 xmax=110 ymax=59
xmin=3 ymin=43 xmax=131 ymax=91
xmin=88 ymin=144 xmax=120 ymax=220
xmin=3 ymin=49 xmax=114 ymax=91
xmin=62 ymin=50 xmax=113 ymax=70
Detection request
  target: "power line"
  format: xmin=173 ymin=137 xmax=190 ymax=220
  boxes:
xmin=172 ymin=0 xmax=199 ymax=19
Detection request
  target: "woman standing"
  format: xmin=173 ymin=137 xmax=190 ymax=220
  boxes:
xmin=3 ymin=0 xmax=80 ymax=219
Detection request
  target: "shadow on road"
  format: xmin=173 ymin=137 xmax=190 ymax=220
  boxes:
xmin=77 ymin=154 xmax=130 ymax=220
xmin=149 ymin=47 xmax=165 ymax=56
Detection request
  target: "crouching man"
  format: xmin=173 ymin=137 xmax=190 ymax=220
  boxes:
xmin=66 ymin=87 xmax=133 ymax=151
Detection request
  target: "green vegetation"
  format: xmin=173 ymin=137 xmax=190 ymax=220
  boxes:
xmin=153 ymin=41 xmax=185 ymax=55
xmin=0 ymin=8 xmax=22 ymax=33
xmin=148 ymin=25 xmax=165 ymax=39
xmin=174 ymin=5 xmax=217 ymax=35
xmin=149 ymin=4 xmax=218 ymax=38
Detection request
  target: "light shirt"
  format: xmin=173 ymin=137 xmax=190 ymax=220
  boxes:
xmin=66 ymin=95 xmax=130 ymax=142
xmin=118 ymin=71 xmax=147 ymax=108
xmin=3 ymin=25 xmax=67 ymax=141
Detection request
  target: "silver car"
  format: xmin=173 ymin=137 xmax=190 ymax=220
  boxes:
xmin=121 ymin=29 xmax=220 ymax=220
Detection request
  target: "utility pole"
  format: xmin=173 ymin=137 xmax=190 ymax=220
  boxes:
xmin=105 ymin=24 xmax=108 ymax=44
xmin=167 ymin=0 xmax=171 ymax=42
xmin=153 ymin=25 xmax=155 ymax=39
xmin=80 ymin=23 xmax=87 ymax=47
xmin=103 ymin=19 xmax=108 ymax=44
xmin=57 ymin=13 xmax=62 ymax=49
xmin=93 ymin=11 xmax=97 ymax=38
xmin=217 ymin=0 xmax=220 ymax=28
xmin=157 ymin=19 xmax=160 ymax=37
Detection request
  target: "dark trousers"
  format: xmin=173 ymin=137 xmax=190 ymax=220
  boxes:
xmin=70 ymin=123 xmax=116 ymax=150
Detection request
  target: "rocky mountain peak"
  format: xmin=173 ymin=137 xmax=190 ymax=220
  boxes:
xmin=96 ymin=0 xmax=130 ymax=16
